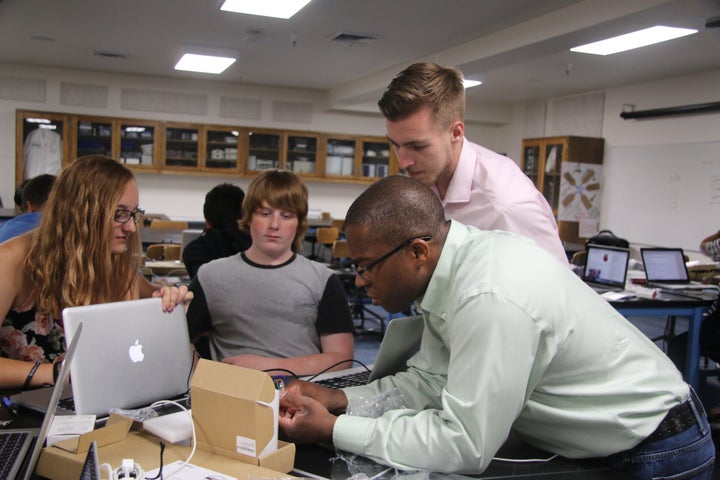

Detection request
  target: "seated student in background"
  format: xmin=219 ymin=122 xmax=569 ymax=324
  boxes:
xmin=186 ymin=169 xmax=354 ymax=375
xmin=378 ymin=62 xmax=567 ymax=264
xmin=0 ymin=174 xmax=55 ymax=244
xmin=0 ymin=155 xmax=192 ymax=389
xmin=182 ymin=182 xmax=252 ymax=278
xmin=278 ymin=175 xmax=714 ymax=479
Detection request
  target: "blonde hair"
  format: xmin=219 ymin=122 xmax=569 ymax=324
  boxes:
xmin=26 ymin=155 xmax=141 ymax=318
xmin=239 ymin=169 xmax=308 ymax=253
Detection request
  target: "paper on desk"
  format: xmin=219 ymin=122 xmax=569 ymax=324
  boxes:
xmin=145 ymin=461 xmax=236 ymax=480
xmin=46 ymin=414 xmax=96 ymax=446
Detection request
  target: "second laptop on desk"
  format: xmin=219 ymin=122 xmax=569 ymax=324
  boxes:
xmin=310 ymin=314 xmax=424 ymax=388
xmin=12 ymin=298 xmax=194 ymax=417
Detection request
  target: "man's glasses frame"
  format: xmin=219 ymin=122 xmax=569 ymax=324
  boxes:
xmin=114 ymin=208 xmax=146 ymax=224
xmin=353 ymin=235 xmax=431 ymax=281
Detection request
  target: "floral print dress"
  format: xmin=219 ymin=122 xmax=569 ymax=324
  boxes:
xmin=0 ymin=302 xmax=65 ymax=363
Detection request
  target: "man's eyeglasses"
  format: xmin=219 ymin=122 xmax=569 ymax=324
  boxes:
xmin=353 ymin=235 xmax=431 ymax=281
xmin=114 ymin=208 xmax=145 ymax=224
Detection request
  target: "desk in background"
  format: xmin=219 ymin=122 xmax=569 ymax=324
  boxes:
xmin=611 ymin=292 xmax=713 ymax=391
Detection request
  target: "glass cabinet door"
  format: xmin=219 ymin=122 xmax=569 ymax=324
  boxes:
xmin=542 ymin=143 xmax=563 ymax=211
xmin=325 ymin=137 xmax=355 ymax=177
xmin=247 ymin=131 xmax=281 ymax=172
xmin=165 ymin=125 xmax=199 ymax=168
xmin=205 ymin=128 xmax=239 ymax=171
xmin=287 ymin=134 xmax=317 ymax=175
xmin=18 ymin=112 xmax=68 ymax=182
xmin=119 ymin=121 xmax=156 ymax=168
xmin=522 ymin=145 xmax=540 ymax=187
xmin=360 ymin=139 xmax=391 ymax=179
xmin=75 ymin=118 xmax=112 ymax=159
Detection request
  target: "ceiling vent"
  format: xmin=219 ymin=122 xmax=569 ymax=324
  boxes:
xmin=330 ymin=32 xmax=380 ymax=45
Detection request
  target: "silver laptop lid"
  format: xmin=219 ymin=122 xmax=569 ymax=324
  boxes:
xmin=582 ymin=244 xmax=630 ymax=290
xmin=62 ymin=298 xmax=193 ymax=416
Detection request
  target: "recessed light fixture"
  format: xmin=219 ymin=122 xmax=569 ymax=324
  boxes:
xmin=175 ymin=53 xmax=236 ymax=74
xmin=463 ymin=79 xmax=482 ymax=89
xmin=570 ymin=25 xmax=697 ymax=55
xmin=220 ymin=0 xmax=312 ymax=19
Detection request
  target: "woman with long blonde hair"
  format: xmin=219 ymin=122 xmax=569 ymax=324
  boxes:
xmin=0 ymin=155 xmax=191 ymax=389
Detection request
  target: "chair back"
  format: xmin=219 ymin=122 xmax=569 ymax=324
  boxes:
xmin=150 ymin=219 xmax=189 ymax=230
xmin=331 ymin=239 xmax=351 ymax=260
xmin=316 ymin=227 xmax=339 ymax=245
xmin=145 ymin=244 xmax=181 ymax=261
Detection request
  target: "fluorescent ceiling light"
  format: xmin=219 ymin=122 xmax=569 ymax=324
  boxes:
xmin=570 ymin=26 xmax=697 ymax=56
xmin=220 ymin=0 xmax=312 ymax=19
xmin=463 ymin=79 xmax=482 ymax=89
xmin=175 ymin=53 xmax=236 ymax=74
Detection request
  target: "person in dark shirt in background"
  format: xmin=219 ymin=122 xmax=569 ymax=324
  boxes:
xmin=182 ymin=183 xmax=252 ymax=278
xmin=0 ymin=174 xmax=56 ymax=244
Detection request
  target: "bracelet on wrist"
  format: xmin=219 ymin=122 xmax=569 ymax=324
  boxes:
xmin=23 ymin=361 xmax=42 ymax=389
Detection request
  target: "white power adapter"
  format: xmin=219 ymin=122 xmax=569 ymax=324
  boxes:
xmin=111 ymin=458 xmax=145 ymax=479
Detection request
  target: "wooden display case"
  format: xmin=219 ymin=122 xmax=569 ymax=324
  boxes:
xmin=521 ymin=136 xmax=604 ymax=244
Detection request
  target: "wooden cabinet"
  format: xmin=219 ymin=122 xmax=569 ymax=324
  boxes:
xmin=521 ymin=136 xmax=604 ymax=244
xmin=15 ymin=109 xmax=398 ymax=186
xmin=70 ymin=116 xmax=159 ymax=171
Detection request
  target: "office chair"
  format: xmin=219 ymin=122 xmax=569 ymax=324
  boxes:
xmin=330 ymin=240 xmax=385 ymax=337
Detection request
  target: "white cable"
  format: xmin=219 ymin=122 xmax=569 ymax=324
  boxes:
xmin=100 ymin=463 xmax=114 ymax=480
xmin=110 ymin=458 xmax=145 ymax=479
xmin=492 ymin=454 xmax=558 ymax=463
xmin=147 ymin=399 xmax=197 ymax=479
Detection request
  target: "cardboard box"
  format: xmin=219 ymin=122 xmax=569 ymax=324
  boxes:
xmin=38 ymin=360 xmax=296 ymax=479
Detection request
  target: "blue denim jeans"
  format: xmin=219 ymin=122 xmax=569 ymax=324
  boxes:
xmin=605 ymin=392 xmax=716 ymax=479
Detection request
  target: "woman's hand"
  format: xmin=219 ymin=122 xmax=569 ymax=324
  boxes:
xmin=152 ymin=284 xmax=193 ymax=312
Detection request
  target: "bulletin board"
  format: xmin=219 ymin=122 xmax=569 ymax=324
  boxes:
xmin=602 ymin=141 xmax=720 ymax=252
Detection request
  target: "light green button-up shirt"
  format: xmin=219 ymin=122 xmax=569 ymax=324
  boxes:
xmin=334 ymin=221 xmax=687 ymax=474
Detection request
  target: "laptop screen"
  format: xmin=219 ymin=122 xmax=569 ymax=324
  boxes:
xmin=582 ymin=244 xmax=630 ymax=289
xmin=641 ymin=248 xmax=689 ymax=282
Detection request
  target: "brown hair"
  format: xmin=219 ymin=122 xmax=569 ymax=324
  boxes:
xmin=378 ymin=62 xmax=465 ymax=131
xmin=239 ymin=169 xmax=308 ymax=253
xmin=26 ymin=155 xmax=141 ymax=318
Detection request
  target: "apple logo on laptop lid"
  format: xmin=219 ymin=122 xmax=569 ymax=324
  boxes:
xmin=128 ymin=339 xmax=145 ymax=363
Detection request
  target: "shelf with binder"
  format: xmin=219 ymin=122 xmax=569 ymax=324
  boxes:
xmin=204 ymin=126 xmax=242 ymax=173
xmin=164 ymin=124 xmax=200 ymax=169
xmin=287 ymin=133 xmax=318 ymax=175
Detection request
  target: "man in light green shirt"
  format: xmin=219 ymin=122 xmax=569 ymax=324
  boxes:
xmin=278 ymin=176 xmax=715 ymax=479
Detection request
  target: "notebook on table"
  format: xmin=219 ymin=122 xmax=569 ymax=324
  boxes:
xmin=1 ymin=322 xmax=81 ymax=480
xmin=582 ymin=244 xmax=630 ymax=293
xmin=641 ymin=247 xmax=713 ymax=290
xmin=310 ymin=314 xmax=424 ymax=388
xmin=12 ymin=298 xmax=194 ymax=417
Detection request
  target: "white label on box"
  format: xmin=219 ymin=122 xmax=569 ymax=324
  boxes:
xmin=146 ymin=461 xmax=237 ymax=480
xmin=236 ymin=435 xmax=257 ymax=457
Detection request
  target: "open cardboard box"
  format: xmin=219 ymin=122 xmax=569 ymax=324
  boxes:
xmin=37 ymin=359 xmax=295 ymax=479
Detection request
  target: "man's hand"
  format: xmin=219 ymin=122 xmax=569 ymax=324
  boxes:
xmin=284 ymin=379 xmax=349 ymax=414
xmin=279 ymin=389 xmax=338 ymax=444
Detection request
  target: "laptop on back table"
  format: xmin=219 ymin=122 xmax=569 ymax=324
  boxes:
xmin=582 ymin=244 xmax=630 ymax=293
xmin=310 ymin=314 xmax=424 ymax=388
xmin=12 ymin=298 xmax=193 ymax=417
xmin=641 ymin=247 xmax=710 ymax=290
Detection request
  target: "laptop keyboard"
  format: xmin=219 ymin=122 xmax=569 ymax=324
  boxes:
xmin=314 ymin=370 xmax=371 ymax=389
xmin=0 ymin=430 xmax=33 ymax=480
xmin=58 ymin=394 xmax=191 ymax=416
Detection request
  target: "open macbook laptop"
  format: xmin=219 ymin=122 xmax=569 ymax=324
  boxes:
xmin=311 ymin=314 xmax=424 ymax=388
xmin=641 ymin=247 xmax=711 ymax=290
xmin=2 ymin=323 xmax=81 ymax=480
xmin=582 ymin=244 xmax=630 ymax=293
xmin=13 ymin=298 xmax=193 ymax=417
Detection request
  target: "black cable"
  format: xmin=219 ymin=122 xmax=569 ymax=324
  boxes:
xmin=305 ymin=359 xmax=370 ymax=382
xmin=144 ymin=441 xmax=165 ymax=480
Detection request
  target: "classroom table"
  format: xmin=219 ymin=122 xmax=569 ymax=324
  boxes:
xmin=610 ymin=292 xmax=714 ymax=391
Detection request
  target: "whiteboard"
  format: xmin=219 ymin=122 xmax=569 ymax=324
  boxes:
xmin=603 ymin=141 xmax=720 ymax=252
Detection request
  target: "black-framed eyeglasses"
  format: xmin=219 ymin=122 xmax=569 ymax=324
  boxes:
xmin=113 ymin=208 xmax=145 ymax=224
xmin=352 ymin=235 xmax=431 ymax=281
